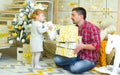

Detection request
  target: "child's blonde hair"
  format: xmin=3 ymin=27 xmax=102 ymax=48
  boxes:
xmin=30 ymin=9 xmax=44 ymax=19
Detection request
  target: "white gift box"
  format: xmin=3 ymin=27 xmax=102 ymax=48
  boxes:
xmin=56 ymin=42 xmax=77 ymax=49
xmin=17 ymin=47 xmax=23 ymax=61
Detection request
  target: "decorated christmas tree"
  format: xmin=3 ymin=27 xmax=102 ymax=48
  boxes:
xmin=8 ymin=1 xmax=46 ymax=44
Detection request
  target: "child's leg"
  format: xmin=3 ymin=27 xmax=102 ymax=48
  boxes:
xmin=31 ymin=52 xmax=35 ymax=68
xmin=34 ymin=52 xmax=41 ymax=68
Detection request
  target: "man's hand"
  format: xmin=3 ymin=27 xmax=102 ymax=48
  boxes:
xmin=74 ymin=43 xmax=85 ymax=54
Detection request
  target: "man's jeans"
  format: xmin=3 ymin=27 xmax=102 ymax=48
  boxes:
xmin=54 ymin=55 xmax=97 ymax=74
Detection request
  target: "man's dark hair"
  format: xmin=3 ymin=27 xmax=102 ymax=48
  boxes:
xmin=72 ymin=7 xmax=86 ymax=20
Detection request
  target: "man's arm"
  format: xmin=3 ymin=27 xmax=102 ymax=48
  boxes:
xmin=74 ymin=43 xmax=96 ymax=54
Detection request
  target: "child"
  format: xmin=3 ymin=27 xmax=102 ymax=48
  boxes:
xmin=30 ymin=9 xmax=52 ymax=69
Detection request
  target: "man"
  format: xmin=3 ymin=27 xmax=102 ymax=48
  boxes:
xmin=54 ymin=7 xmax=101 ymax=74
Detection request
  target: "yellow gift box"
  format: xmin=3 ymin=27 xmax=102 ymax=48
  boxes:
xmin=56 ymin=47 xmax=77 ymax=58
xmin=22 ymin=44 xmax=31 ymax=64
xmin=23 ymin=53 xmax=32 ymax=64
xmin=56 ymin=25 xmax=79 ymax=42
xmin=59 ymin=25 xmax=78 ymax=35
xmin=23 ymin=44 xmax=30 ymax=53
xmin=56 ymin=35 xmax=79 ymax=42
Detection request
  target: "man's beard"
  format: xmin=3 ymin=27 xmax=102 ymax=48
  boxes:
xmin=72 ymin=19 xmax=75 ymax=24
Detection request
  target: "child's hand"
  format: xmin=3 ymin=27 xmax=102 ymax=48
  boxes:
xmin=47 ymin=25 xmax=53 ymax=31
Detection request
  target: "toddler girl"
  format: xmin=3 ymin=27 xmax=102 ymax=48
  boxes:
xmin=30 ymin=9 xmax=52 ymax=69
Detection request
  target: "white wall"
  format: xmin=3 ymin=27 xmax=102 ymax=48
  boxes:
xmin=0 ymin=0 xmax=13 ymax=10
